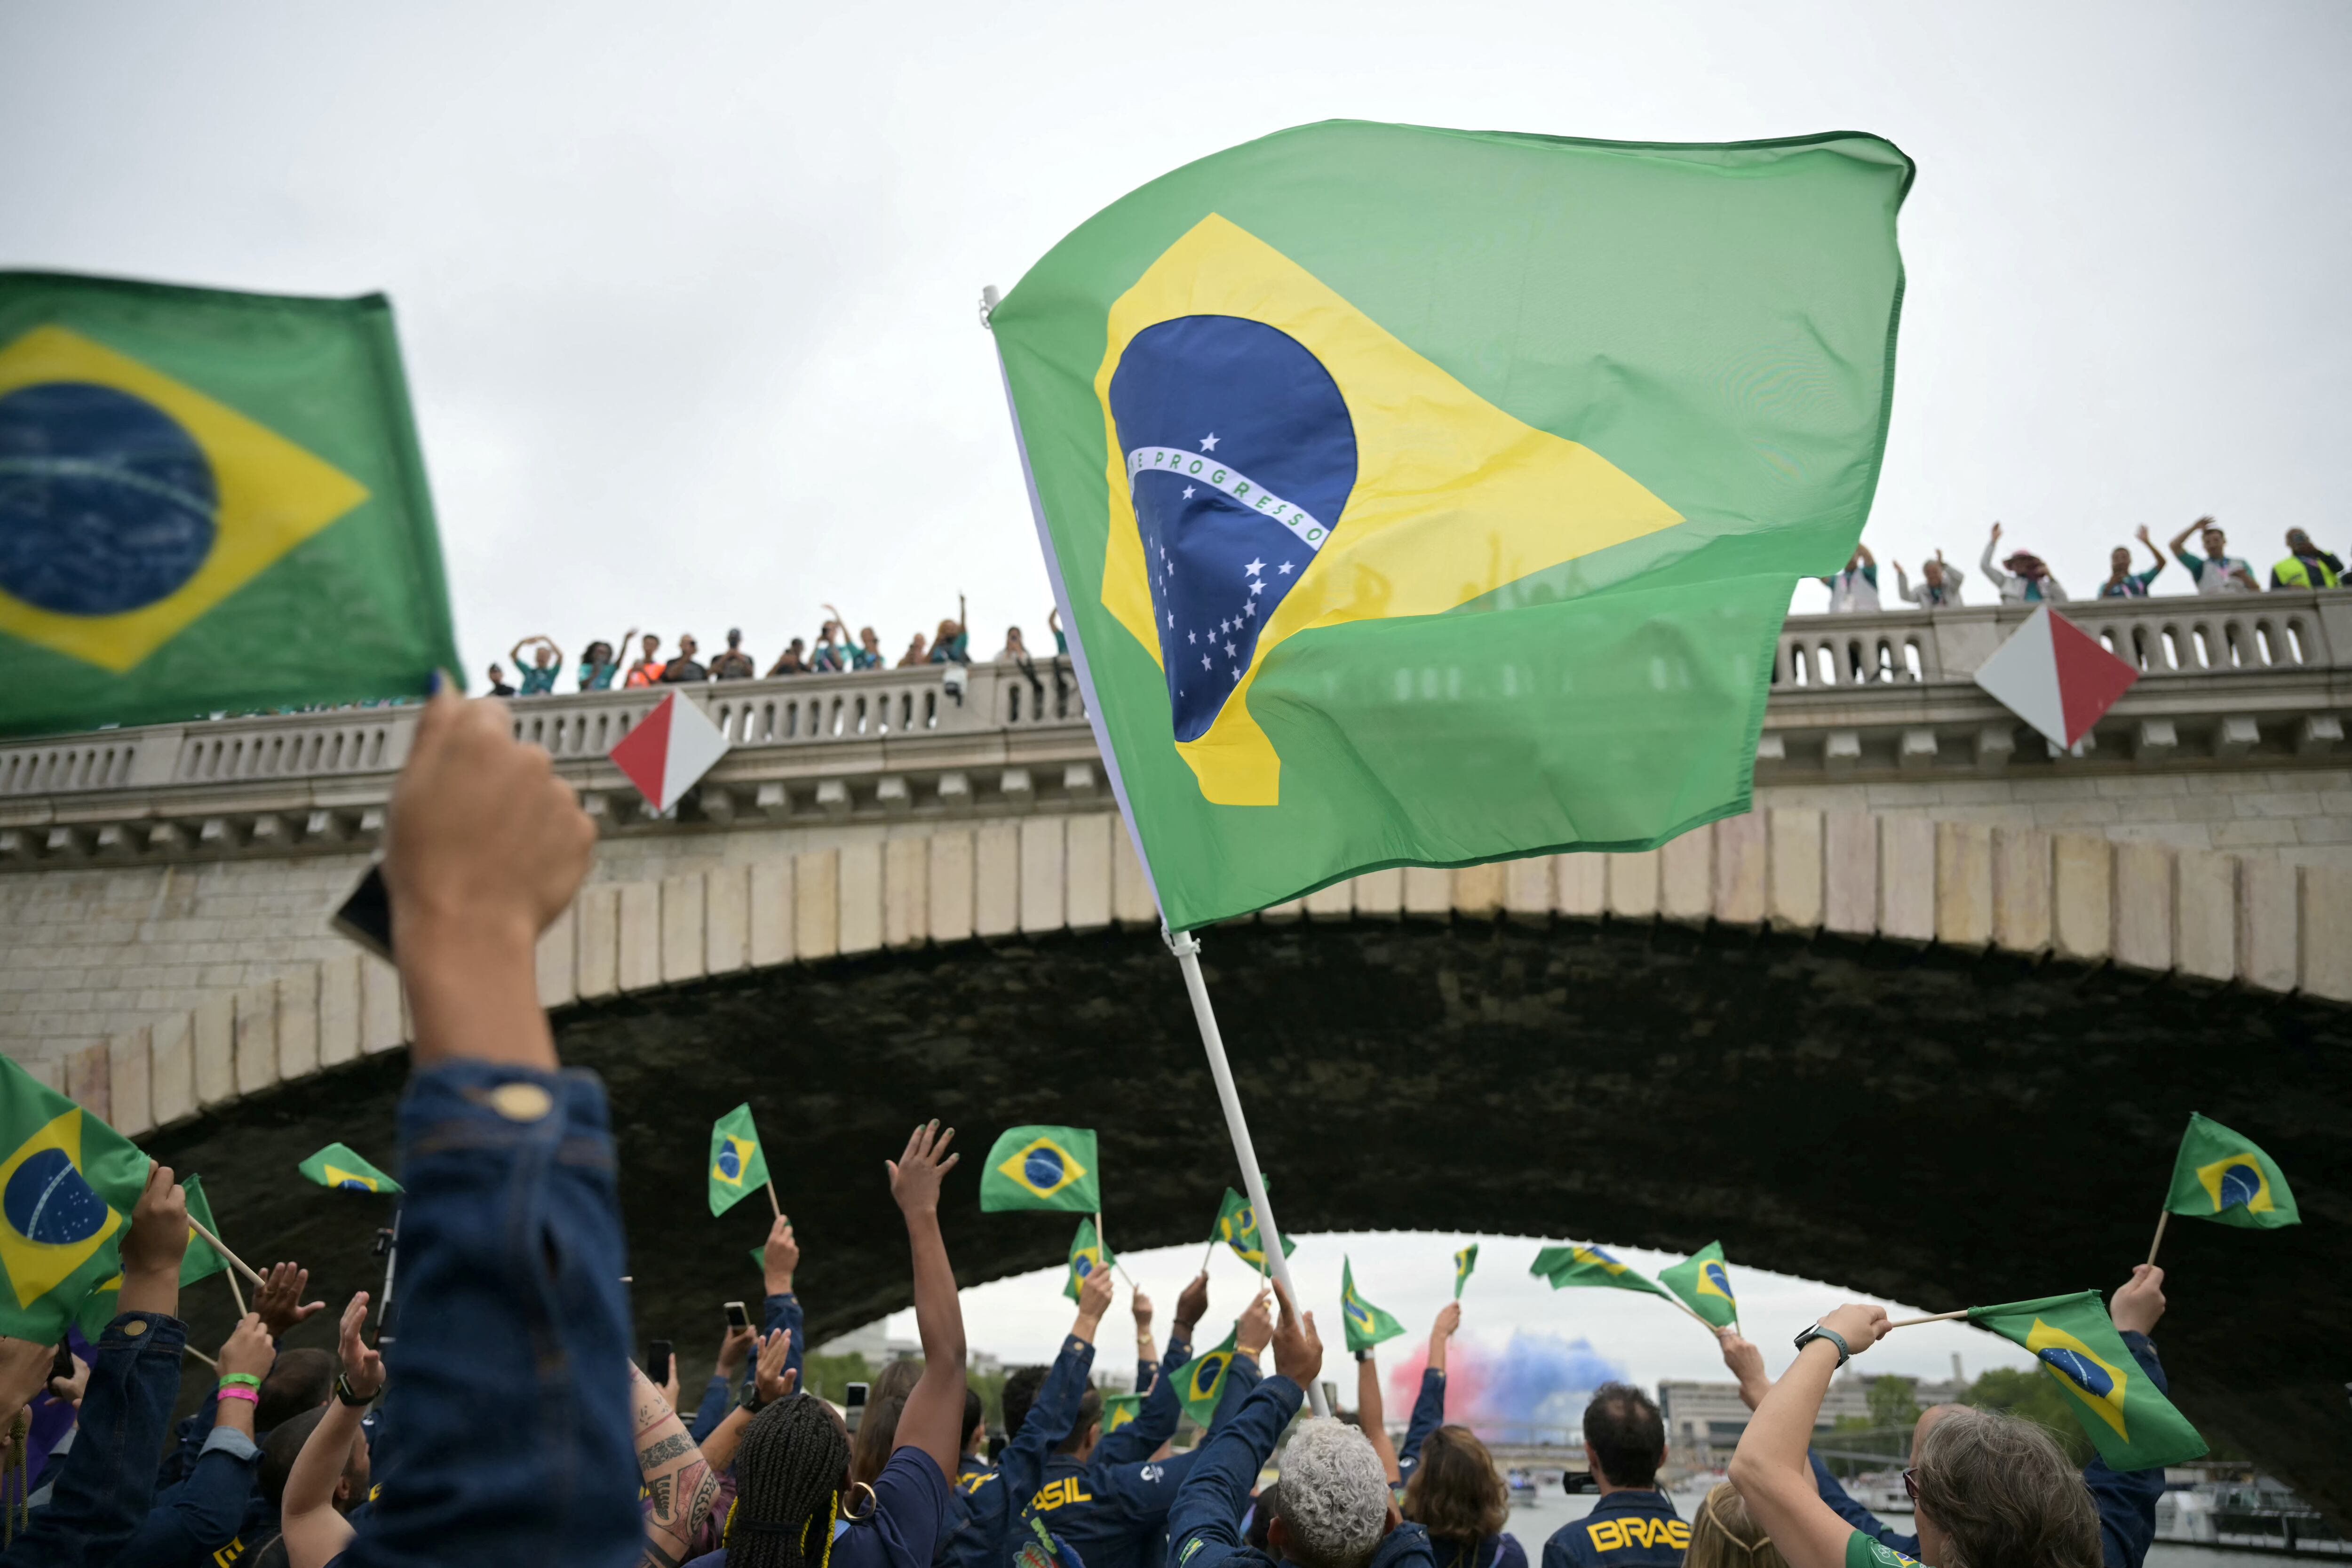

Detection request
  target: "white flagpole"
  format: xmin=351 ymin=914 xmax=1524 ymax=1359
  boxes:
xmin=1168 ymin=928 xmax=1328 ymax=1417
xmin=983 ymin=288 xmax=1324 ymax=1419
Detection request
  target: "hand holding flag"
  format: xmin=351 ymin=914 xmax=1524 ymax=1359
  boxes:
xmin=1064 ymin=1218 xmax=1115 ymax=1302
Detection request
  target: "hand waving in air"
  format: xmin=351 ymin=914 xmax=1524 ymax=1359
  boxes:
xmin=255 ymin=1262 xmax=327 ymax=1339
xmin=887 ymin=1121 xmax=959 ymax=1217
xmin=337 ymin=1292 xmax=386 ymax=1402
xmin=754 ymin=1329 xmax=798 ymax=1406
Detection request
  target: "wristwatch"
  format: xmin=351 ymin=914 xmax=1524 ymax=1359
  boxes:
xmin=1355 ymin=1350 xmax=1373 ymax=1364
xmin=740 ymin=1380 xmax=769 ymax=1413
xmin=1791 ymin=1323 xmax=1852 ymax=1368
xmin=334 ymin=1373 xmax=374 ymax=1408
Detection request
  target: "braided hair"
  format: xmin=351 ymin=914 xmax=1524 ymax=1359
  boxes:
xmin=727 ymin=1393 xmax=854 ymax=1568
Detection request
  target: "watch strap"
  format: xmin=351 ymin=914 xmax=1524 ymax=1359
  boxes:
xmin=334 ymin=1373 xmax=374 ymax=1407
xmin=1792 ymin=1324 xmax=1852 ymax=1368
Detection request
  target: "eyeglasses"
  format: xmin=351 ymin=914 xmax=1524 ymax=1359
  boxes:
xmin=1903 ymin=1469 xmax=1920 ymax=1504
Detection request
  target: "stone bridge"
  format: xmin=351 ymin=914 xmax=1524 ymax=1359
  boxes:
xmin=3 ymin=593 xmax=2349 ymax=1517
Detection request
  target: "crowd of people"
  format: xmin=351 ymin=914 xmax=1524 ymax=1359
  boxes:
xmin=1816 ymin=519 xmax=2342 ymax=612
xmin=0 ymin=683 xmax=2187 ymax=1568
xmin=482 ymin=601 xmax=1069 ymax=700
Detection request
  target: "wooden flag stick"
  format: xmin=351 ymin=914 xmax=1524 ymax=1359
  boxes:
xmin=224 ymin=1263 xmax=247 ymax=1318
xmin=186 ymin=1216 xmax=265 ymax=1288
xmin=765 ymin=1179 xmax=783 ymax=1222
xmin=2146 ymin=1209 xmax=2170 ymax=1267
xmin=1668 ymin=1297 xmax=1719 ymax=1336
xmin=184 ymin=1345 xmax=218 ymax=1370
xmin=1095 ymin=1211 xmax=1138 ymax=1289
xmin=1884 ymin=1309 xmax=1970 ymax=1329
xmin=1200 ymin=1236 xmax=1219 ymax=1274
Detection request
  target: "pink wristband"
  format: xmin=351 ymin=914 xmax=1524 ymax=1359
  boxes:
xmin=216 ymin=1385 xmax=259 ymax=1406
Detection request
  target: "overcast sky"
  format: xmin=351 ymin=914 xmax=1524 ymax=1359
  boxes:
xmin=4 ymin=1 xmax=2347 ymax=683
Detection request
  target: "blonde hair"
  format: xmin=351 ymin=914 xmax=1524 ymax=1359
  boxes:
xmin=1687 ymin=1484 xmax=1787 ymax=1568
xmin=1913 ymin=1408 xmax=2101 ymax=1568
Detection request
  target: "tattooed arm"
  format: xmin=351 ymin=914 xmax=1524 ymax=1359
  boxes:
xmin=632 ymin=1361 xmax=723 ymax=1568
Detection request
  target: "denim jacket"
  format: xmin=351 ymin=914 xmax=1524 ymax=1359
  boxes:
xmin=4 ymin=1310 xmax=189 ymax=1567
xmin=341 ymin=1061 xmax=639 ymax=1568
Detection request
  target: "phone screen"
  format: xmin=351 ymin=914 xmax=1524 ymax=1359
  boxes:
xmin=648 ymin=1339 xmax=674 ymax=1386
xmin=725 ymin=1301 xmax=750 ymax=1330
xmin=844 ymin=1380 xmax=868 ymax=1431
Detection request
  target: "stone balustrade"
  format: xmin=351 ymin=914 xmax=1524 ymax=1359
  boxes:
xmin=41 ymin=804 xmax=2352 ymax=1139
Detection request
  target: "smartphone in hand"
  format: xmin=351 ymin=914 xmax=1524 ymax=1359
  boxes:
xmin=647 ymin=1339 xmax=674 ymax=1387
xmin=724 ymin=1301 xmax=750 ymax=1331
xmin=845 ymin=1379 xmax=868 ymax=1432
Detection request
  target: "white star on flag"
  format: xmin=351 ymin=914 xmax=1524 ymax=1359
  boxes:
xmin=1167 ymin=612 xmax=1175 ymax=627
xmin=1224 ymin=641 xmax=1236 ymax=657
xmin=1278 ymin=561 xmax=1294 ymax=575
xmin=1187 ymin=629 xmax=1196 ymax=644
xmin=1242 ymin=602 xmax=1255 ymax=618
xmin=1183 ymin=486 xmax=1196 ymax=499
xmin=1199 ymin=433 xmax=1219 ymax=452
xmin=1245 ymin=558 xmax=1264 ymax=576
xmin=1200 ymin=654 xmax=1212 ymax=670
xmin=1231 ymin=667 xmax=1240 ymax=680
xmin=1249 ymin=581 xmax=1264 ymax=596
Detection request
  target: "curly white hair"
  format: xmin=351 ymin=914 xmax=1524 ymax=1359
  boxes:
xmin=1272 ymin=1418 xmax=1391 ymax=1568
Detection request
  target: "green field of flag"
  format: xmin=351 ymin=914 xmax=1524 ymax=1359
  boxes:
xmin=1340 ymin=1257 xmax=1405 ymax=1353
xmin=991 ymin=122 xmax=1910 ymax=927
xmin=2163 ymin=1113 xmax=2297 ymax=1231
xmin=1657 ymin=1241 xmax=1738 ymax=1328
xmin=1970 ymin=1292 xmax=2207 ymax=1469
xmin=979 ymin=1126 xmax=1100 ymax=1213
xmin=1452 ymin=1244 xmax=1479 ymax=1298
xmin=0 ymin=272 xmax=458 ymax=737
xmin=1064 ymin=1217 xmax=1113 ymax=1300
xmin=1213 ymin=1186 xmax=1293 ymax=1268
xmin=0 ymin=1056 xmax=151 ymax=1339
xmin=1101 ymin=1392 xmax=1141 ymax=1434
xmin=1532 ymin=1242 xmax=1673 ymax=1300
xmin=1169 ymin=1328 xmax=1239 ymax=1425
xmin=180 ymin=1173 xmax=229 ymax=1287
xmin=708 ymin=1103 xmax=771 ymax=1217
xmin=298 ymin=1141 xmax=401 ymax=1194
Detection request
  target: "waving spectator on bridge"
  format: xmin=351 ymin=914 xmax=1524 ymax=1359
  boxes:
xmin=2099 ymin=527 xmax=2168 ymax=598
xmin=709 ymin=629 xmax=758 ymax=680
xmin=1979 ymin=522 xmax=2068 ymax=602
xmin=508 ymin=636 xmax=562 ymax=695
xmin=2272 ymin=528 xmax=2343 ymax=589
xmin=1892 ymin=553 xmax=1963 ymax=608
xmin=1820 ymin=546 xmax=1880 ymax=613
xmin=625 ymin=632 xmax=667 ymax=687
xmin=2169 ymin=517 xmax=2260 ymax=595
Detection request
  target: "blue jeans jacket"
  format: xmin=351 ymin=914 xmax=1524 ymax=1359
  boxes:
xmin=114 ymin=1425 xmax=262 ymax=1568
xmin=342 ymin=1061 xmax=639 ymax=1568
xmin=1395 ymin=1369 xmax=1446 ymax=1485
xmin=4 ymin=1310 xmax=188 ymax=1568
xmin=1809 ymin=1330 xmax=2169 ymax=1568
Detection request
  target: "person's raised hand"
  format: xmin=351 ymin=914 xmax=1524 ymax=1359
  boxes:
xmin=0 ymin=1338 xmax=56 ymax=1422
xmin=219 ymin=1313 xmax=276 ymax=1383
xmin=1717 ymin=1329 xmax=1769 ymax=1411
xmin=254 ymin=1262 xmax=326 ymax=1339
xmin=1989 ymin=520 xmax=2003 ymax=542
xmin=1236 ymin=1287 xmax=1274 ymax=1357
xmin=763 ymin=1215 xmax=800 ymax=1295
xmin=2135 ymin=524 xmax=2153 ymax=543
xmin=886 ymin=1120 xmax=958 ymax=1217
xmin=660 ymin=1358 xmax=682 ymax=1416
xmin=754 ymin=1329 xmax=797 ymax=1405
xmin=1430 ymin=1301 xmax=1462 ymax=1343
xmin=119 ymin=1164 xmax=189 ymax=1316
xmin=1131 ymin=1285 xmax=1154 ymax=1329
xmin=717 ymin=1321 xmax=757 ymax=1379
xmin=1174 ymin=1270 xmax=1209 ymax=1337
xmin=1074 ymin=1263 xmax=1115 ymax=1332
xmin=337 ymin=1292 xmax=385 ymax=1401
xmin=386 ymin=680 xmax=592 ymax=958
xmin=1268 ymin=1278 xmax=1322 ymax=1389
xmin=2111 ymin=1264 xmax=2166 ymax=1337
xmin=1817 ymin=1303 xmax=1891 ymax=1357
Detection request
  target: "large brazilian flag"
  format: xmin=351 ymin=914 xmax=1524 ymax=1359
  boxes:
xmin=0 ymin=272 xmax=458 ymax=737
xmin=991 ymin=122 xmax=1911 ymax=929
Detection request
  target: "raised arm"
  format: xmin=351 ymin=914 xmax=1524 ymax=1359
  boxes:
xmin=1979 ymin=526 xmax=2007 ymax=584
xmin=284 ymin=1294 xmax=383 ymax=1568
xmin=760 ymin=1214 xmax=806 ymax=1391
xmin=2168 ymin=518 xmax=2204 ymax=563
xmin=1728 ymin=1304 xmax=1889 ymax=1568
xmin=1133 ymin=1285 xmax=1159 ymax=1386
xmin=1397 ymin=1301 xmax=1457 ymax=1478
xmin=889 ymin=1120 xmax=967 ymax=1480
xmin=631 ymin=1361 xmax=723 ymax=1568
xmin=2088 ymin=1267 xmax=2169 ymax=1568
xmin=1167 ymin=1281 xmax=1321 ymax=1568
xmin=1357 ymin=1351 xmax=1400 ymax=1483
xmin=698 ymin=1328 xmax=795 ymax=1475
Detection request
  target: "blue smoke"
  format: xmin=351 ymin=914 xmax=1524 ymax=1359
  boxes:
xmin=1463 ymin=1331 xmax=1628 ymax=1444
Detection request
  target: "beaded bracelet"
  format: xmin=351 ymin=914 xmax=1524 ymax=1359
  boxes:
xmin=216 ymin=1385 xmax=259 ymax=1406
xmin=220 ymin=1373 xmax=262 ymax=1389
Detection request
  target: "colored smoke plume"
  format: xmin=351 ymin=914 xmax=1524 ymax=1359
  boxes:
xmin=1386 ymin=1331 xmax=1627 ymax=1443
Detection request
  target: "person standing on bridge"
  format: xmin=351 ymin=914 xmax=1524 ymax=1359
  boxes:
xmin=2270 ymin=527 xmax=2344 ymax=589
xmin=1540 ymin=1385 xmax=1685 ymax=1568
xmin=1820 ymin=547 xmax=1880 ymax=613
xmin=1892 ymin=554 xmax=1965 ymax=608
xmin=1979 ymin=523 xmax=2068 ymax=603
xmin=2168 ymin=517 xmax=2260 ymax=596
xmin=2097 ymin=527 xmax=2169 ymax=598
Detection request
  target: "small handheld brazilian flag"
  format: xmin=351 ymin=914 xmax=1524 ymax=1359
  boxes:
xmin=1101 ymin=1392 xmax=1142 ymax=1435
xmin=1969 ymin=1292 xmax=2206 ymax=1468
xmin=180 ymin=1174 xmax=229 ymax=1287
xmin=979 ymin=1126 xmax=1100 ymax=1213
xmin=1064 ymin=1217 xmax=1114 ymax=1301
xmin=1341 ymin=1257 xmax=1405 ymax=1353
xmin=1169 ymin=1328 xmax=1239 ymax=1425
xmin=1532 ymin=1243 xmax=1674 ymax=1301
xmin=1213 ymin=1186 xmax=1295 ymax=1268
xmin=708 ymin=1103 xmax=771 ymax=1218
xmin=297 ymin=1142 xmax=401 ymax=1194
xmin=1657 ymin=1242 xmax=1738 ymax=1328
xmin=1452 ymin=1244 xmax=1479 ymax=1299
xmin=0 ymin=272 xmax=460 ymax=738
xmin=2163 ymin=1113 xmax=2298 ymax=1231
xmin=0 ymin=1056 xmax=151 ymax=1340
xmin=990 ymin=123 xmax=1910 ymax=929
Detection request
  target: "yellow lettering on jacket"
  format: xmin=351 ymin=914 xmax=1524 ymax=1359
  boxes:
xmin=1030 ymin=1476 xmax=1097 ymax=1512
